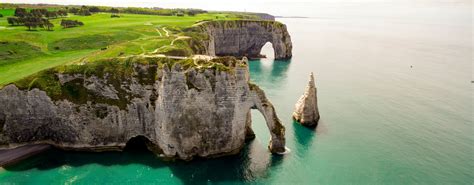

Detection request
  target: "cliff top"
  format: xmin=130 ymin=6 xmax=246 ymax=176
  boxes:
xmin=0 ymin=4 xmax=270 ymax=87
xmin=2 ymin=55 xmax=246 ymax=109
xmin=193 ymin=19 xmax=285 ymax=29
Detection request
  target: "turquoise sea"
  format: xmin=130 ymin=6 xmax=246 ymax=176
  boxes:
xmin=0 ymin=2 xmax=472 ymax=184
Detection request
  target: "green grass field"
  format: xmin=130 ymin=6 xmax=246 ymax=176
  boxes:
xmin=0 ymin=10 xmax=242 ymax=87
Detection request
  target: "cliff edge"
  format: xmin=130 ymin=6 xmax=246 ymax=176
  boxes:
xmin=0 ymin=56 xmax=285 ymax=160
xmin=191 ymin=20 xmax=293 ymax=59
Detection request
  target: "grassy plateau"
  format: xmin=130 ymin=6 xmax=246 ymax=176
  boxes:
xmin=0 ymin=5 xmax=256 ymax=87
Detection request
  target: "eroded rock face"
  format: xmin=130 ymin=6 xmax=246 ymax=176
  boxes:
xmin=196 ymin=20 xmax=292 ymax=59
xmin=293 ymin=72 xmax=320 ymax=127
xmin=0 ymin=58 xmax=285 ymax=160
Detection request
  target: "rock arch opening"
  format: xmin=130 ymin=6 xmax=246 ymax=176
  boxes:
xmin=199 ymin=20 xmax=292 ymax=59
xmin=260 ymin=42 xmax=275 ymax=59
xmin=245 ymin=85 xmax=286 ymax=154
xmin=124 ymin=135 xmax=153 ymax=153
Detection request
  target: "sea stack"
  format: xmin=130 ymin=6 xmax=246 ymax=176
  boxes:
xmin=293 ymin=72 xmax=320 ymax=127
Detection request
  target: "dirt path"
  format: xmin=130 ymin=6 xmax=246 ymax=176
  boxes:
xmin=170 ymin=36 xmax=191 ymax=46
xmin=162 ymin=27 xmax=170 ymax=37
xmin=155 ymin=28 xmax=163 ymax=37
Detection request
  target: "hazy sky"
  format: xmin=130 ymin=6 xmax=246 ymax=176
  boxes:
xmin=1 ymin=0 xmax=471 ymax=17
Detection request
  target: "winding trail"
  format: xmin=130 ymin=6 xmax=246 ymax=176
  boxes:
xmin=162 ymin=27 xmax=170 ymax=37
xmin=170 ymin=36 xmax=191 ymax=46
xmin=155 ymin=28 xmax=163 ymax=37
xmin=118 ymin=54 xmax=215 ymax=66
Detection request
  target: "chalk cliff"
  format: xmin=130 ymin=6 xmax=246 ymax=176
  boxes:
xmin=293 ymin=72 xmax=320 ymax=127
xmin=0 ymin=57 xmax=285 ymax=160
xmin=192 ymin=20 xmax=293 ymax=59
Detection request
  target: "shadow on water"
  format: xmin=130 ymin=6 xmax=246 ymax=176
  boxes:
xmin=293 ymin=120 xmax=317 ymax=147
xmin=168 ymin=140 xmax=285 ymax=184
xmin=248 ymin=58 xmax=292 ymax=89
xmin=3 ymin=140 xmax=286 ymax=184
xmin=3 ymin=144 xmax=165 ymax=172
xmin=270 ymin=59 xmax=292 ymax=81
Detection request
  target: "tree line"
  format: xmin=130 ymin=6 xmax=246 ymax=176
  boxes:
xmin=6 ymin=8 xmax=66 ymax=30
xmin=7 ymin=8 xmax=83 ymax=30
xmin=62 ymin=6 xmax=207 ymax=16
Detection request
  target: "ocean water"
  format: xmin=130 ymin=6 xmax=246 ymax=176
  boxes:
xmin=0 ymin=2 xmax=472 ymax=184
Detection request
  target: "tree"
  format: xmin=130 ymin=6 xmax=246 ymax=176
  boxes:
xmin=24 ymin=21 xmax=36 ymax=30
xmin=76 ymin=9 xmax=91 ymax=16
xmin=69 ymin=7 xmax=79 ymax=14
xmin=57 ymin=10 xmax=68 ymax=17
xmin=89 ymin=6 xmax=100 ymax=13
xmin=23 ymin=16 xmax=41 ymax=30
xmin=14 ymin=8 xmax=27 ymax=17
xmin=44 ymin=21 xmax=54 ymax=31
xmin=110 ymin=8 xmax=119 ymax=14
xmin=0 ymin=14 xmax=3 ymax=18
xmin=30 ymin=9 xmax=48 ymax=17
xmin=46 ymin=11 xmax=57 ymax=19
xmin=7 ymin=17 xmax=18 ymax=26
xmin=60 ymin=19 xmax=84 ymax=28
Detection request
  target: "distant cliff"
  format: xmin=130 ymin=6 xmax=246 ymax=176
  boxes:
xmin=251 ymin=13 xmax=275 ymax=21
xmin=191 ymin=20 xmax=293 ymax=59
xmin=0 ymin=57 xmax=285 ymax=160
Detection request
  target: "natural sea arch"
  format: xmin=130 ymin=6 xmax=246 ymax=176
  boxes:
xmin=197 ymin=20 xmax=293 ymax=59
xmin=260 ymin=42 xmax=275 ymax=59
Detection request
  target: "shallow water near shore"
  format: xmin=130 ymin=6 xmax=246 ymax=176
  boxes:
xmin=0 ymin=2 xmax=472 ymax=184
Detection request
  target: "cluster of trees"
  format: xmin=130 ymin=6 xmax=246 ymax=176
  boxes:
xmin=184 ymin=9 xmax=207 ymax=16
xmin=13 ymin=8 xmax=67 ymax=18
xmin=6 ymin=8 xmax=67 ymax=30
xmin=6 ymin=7 xmax=86 ymax=30
xmin=106 ymin=7 xmax=207 ymax=16
xmin=67 ymin=6 xmax=104 ymax=14
xmin=60 ymin=19 xmax=84 ymax=28
xmin=8 ymin=16 xmax=54 ymax=30
xmin=68 ymin=6 xmax=92 ymax=16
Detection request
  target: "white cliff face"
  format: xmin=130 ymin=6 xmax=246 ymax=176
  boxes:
xmin=195 ymin=20 xmax=293 ymax=59
xmin=0 ymin=57 xmax=285 ymax=160
xmin=293 ymin=72 xmax=320 ymax=127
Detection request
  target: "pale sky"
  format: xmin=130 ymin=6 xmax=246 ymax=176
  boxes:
xmin=1 ymin=0 xmax=470 ymax=17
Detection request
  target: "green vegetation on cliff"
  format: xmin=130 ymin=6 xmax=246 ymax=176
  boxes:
xmin=11 ymin=55 xmax=244 ymax=108
xmin=0 ymin=4 xmax=262 ymax=86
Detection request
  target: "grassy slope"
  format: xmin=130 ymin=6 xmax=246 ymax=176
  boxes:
xmin=0 ymin=11 xmax=239 ymax=87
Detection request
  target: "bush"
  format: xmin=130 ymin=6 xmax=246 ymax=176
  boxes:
xmin=14 ymin=8 xmax=27 ymax=17
xmin=7 ymin=17 xmax=20 ymax=26
xmin=60 ymin=19 xmax=84 ymax=28
xmin=76 ymin=9 xmax=91 ymax=16
xmin=89 ymin=6 xmax=101 ymax=13
xmin=111 ymin=14 xmax=120 ymax=18
xmin=68 ymin=7 xmax=79 ymax=14
xmin=57 ymin=10 xmax=68 ymax=17
xmin=0 ymin=14 xmax=3 ymax=18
